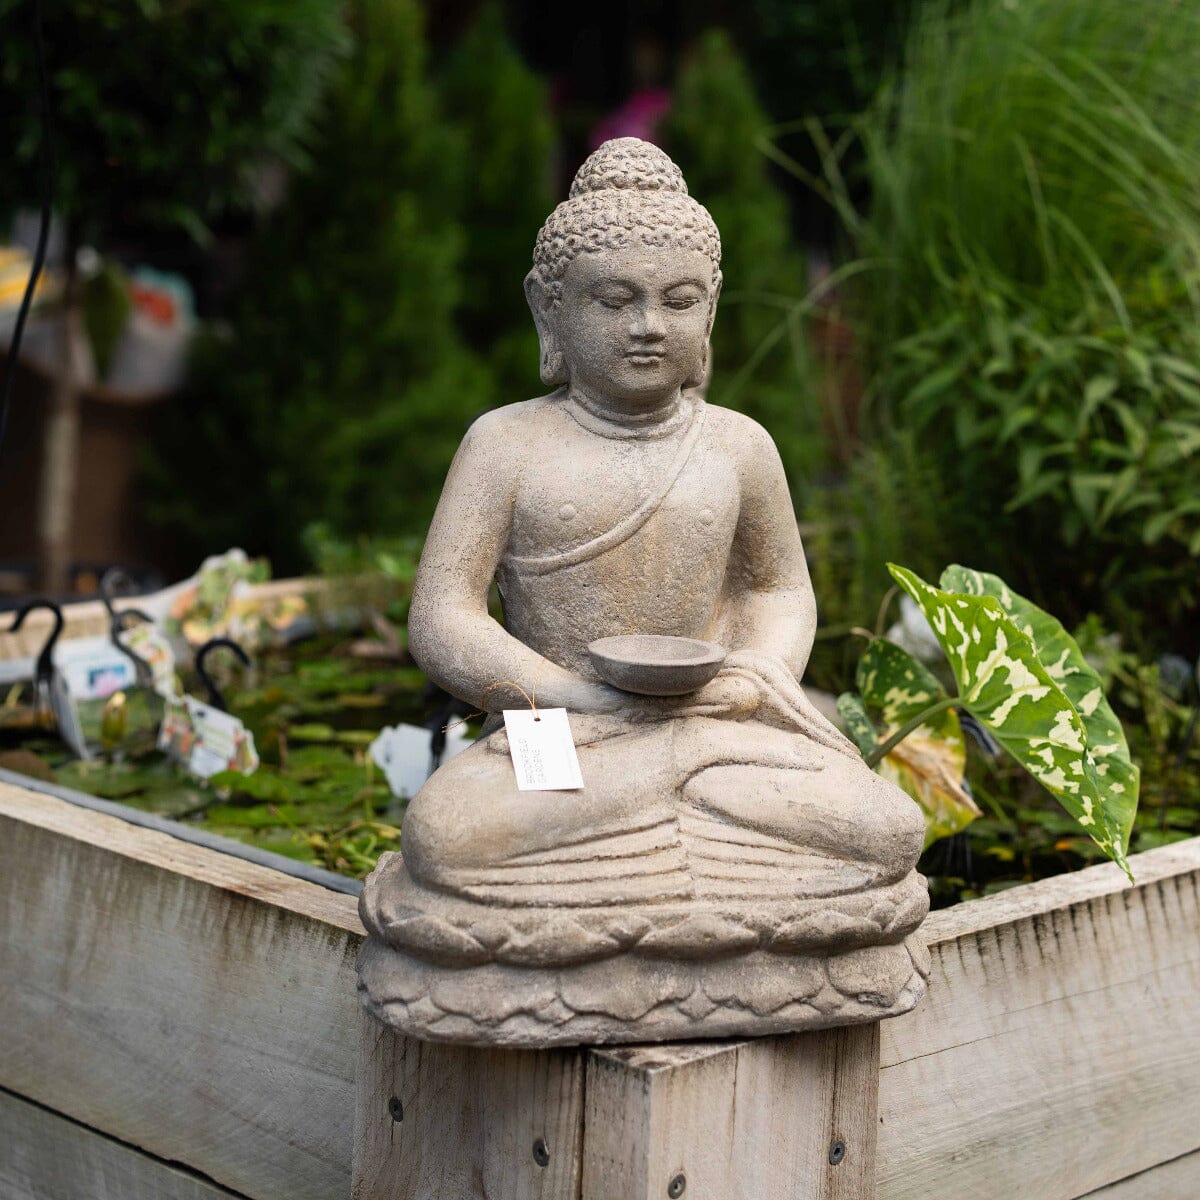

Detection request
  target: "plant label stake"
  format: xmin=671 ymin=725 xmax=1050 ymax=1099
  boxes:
xmin=160 ymin=636 xmax=258 ymax=781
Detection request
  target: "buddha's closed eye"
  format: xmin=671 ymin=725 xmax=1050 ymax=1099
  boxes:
xmin=664 ymin=286 xmax=704 ymax=310
xmin=594 ymin=287 xmax=634 ymax=308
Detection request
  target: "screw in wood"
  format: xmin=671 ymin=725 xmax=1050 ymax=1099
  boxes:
xmin=668 ymin=1173 xmax=687 ymax=1197
xmin=829 ymin=1139 xmax=846 ymax=1166
xmin=533 ymin=1137 xmax=550 ymax=1168
xmin=388 ymin=1097 xmax=403 ymax=1123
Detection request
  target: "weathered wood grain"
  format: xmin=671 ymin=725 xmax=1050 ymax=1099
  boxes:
xmin=878 ymin=838 xmax=1200 ymax=1200
xmin=353 ymin=1013 xmax=586 ymax=1199
xmin=6 ymin=770 xmax=1200 ymax=1200
xmin=582 ymin=1023 xmax=879 ymax=1200
xmin=0 ymin=783 xmax=363 ymax=1200
xmin=0 ymin=1088 xmax=245 ymax=1200
xmin=1082 ymin=1147 xmax=1200 ymax=1197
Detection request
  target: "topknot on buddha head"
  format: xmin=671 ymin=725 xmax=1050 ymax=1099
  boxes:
xmin=567 ymin=137 xmax=689 ymax=198
xmin=526 ymin=139 xmax=722 ymax=386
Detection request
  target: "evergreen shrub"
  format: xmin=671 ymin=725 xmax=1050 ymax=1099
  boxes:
xmin=663 ymin=30 xmax=820 ymax=489
xmin=145 ymin=0 xmax=495 ymax=571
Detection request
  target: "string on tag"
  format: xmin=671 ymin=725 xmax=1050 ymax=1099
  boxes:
xmin=442 ymin=657 xmax=547 ymax=733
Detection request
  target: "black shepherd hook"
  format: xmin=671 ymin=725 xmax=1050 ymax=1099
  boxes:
xmin=111 ymin=607 xmax=156 ymax=689
xmin=9 ymin=597 xmax=65 ymax=693
xmin=194 ymin=636 xmax=251 ymax=713
xmin=99 ymin=566 xmax=139 ymax=617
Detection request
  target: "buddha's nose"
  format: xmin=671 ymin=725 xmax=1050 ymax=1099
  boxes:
xmin=631 ymin=305 xmax=666 ymax=340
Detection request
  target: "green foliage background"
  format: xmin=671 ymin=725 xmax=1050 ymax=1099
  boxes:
xmin=145 ymin=0 xmax=552 ymax=570
xmin=815 ymin=0 xmax=1200 ymax=639
xmin=0 ymin=0 xmax=346 ymax=243
xmin=663 ymin=29 xmax=820 ymax=486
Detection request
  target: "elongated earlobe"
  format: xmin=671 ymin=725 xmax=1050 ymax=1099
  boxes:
xmin=684 ymin=272 xmax=721 ymax=391
xmin=683 ymin=342 xmax=711 ymax=391
xmin=524 ymin=270 xmax=570 ymax=387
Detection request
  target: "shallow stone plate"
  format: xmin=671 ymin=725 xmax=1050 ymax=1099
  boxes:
xmin=588 ymin=634 xmax=727 ymax=696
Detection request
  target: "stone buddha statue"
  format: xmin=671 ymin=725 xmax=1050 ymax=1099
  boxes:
xmin=358 ymin=138 xmax=929 ymax=1047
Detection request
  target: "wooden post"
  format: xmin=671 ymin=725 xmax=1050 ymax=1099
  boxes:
xmin=353 ymin=1012 xmax=587 ymax=1200
xmin=353 ymin=1011 xmax=879 ymax=1200
xmin=582 ymin=1024 xmax=879 ymax=1200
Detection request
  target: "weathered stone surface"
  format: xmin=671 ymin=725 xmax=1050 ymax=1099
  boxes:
xmin=357 ymin=934 xmax=930 ymax=1048
xmin=357 ymin=137 xmax=930 ymax=1047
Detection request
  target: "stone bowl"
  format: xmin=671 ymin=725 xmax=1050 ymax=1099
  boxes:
xmin=587 ymin=634 xmax=727 ymax=696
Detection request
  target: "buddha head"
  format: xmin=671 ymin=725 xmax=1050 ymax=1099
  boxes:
xmin=525 ymin=138 xmax=722 ymax=406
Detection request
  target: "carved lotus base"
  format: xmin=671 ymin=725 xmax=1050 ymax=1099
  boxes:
xmin=357 ymin=933 xmax=930 ymax=1048
xmin=357 ymin=851 xmax=930 ymax=1047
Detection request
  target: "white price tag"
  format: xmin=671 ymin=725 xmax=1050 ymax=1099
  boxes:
xmin=502 ymin=708 xmax=584 ymax=791
xmin=159 ymin=695 xmax=259 ymax=780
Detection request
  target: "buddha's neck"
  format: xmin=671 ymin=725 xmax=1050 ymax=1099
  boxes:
xmin=565 ymin=384 xmax=691 ymax=440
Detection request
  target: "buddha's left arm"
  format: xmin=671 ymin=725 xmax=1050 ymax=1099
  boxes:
xmin=722 ymin=418 xmax=817 ymax=679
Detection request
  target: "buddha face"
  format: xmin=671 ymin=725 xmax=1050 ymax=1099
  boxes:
xmin=557 ymin=245 xmax=717 ymax=408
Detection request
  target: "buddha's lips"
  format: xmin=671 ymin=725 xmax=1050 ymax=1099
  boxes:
xmin=625 ymin=350 xmax=666 ymax=364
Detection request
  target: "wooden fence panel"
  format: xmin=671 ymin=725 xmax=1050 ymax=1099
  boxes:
xmin=0 ymin=783 xmax=363 ymax=1200
xmin=3 ymin=773 xmax=1198 ymax=1200
xmin=1083 ymin=1148 xmax=1200 ymax=1198
xmin=877 ymin=840 xmax=1200 ymax=1200
xmin=0 ymin=1089 xmax=244 ymax=1200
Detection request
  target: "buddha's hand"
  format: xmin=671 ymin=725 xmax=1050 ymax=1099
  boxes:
xmin=628 ymin=669 xmax=762 ymax=722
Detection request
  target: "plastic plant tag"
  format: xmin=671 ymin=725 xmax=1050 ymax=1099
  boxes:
xmin=46 ymin=671 xmax=90 ymax=761
xmin=159 ymin=695 xmax=259 ymax=780
xmin=369 ymin=722 xmax=473 ymax=799
xmin=53 ymin=636 xmax=136 ymax=701
xmin=502 ymin=707 xmax=583 ymax=791
xmin=121 ymin=621 xmax=179 ymax=700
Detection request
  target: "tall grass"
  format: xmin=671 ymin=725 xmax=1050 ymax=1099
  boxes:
xmin=855 ymin=0 xmax=1200 ymax=340
xmin=793 ymin=0 xmax=1200 ymax=644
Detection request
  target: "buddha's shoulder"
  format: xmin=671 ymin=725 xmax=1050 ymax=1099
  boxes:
xmin=463 ymin=396 xmax=564 ymax=443
xmin=702 ymin=404 xmax=781 ymax=459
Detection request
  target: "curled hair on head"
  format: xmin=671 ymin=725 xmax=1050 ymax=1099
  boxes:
xmin=529 ymin=138 xmax=722 ymax=309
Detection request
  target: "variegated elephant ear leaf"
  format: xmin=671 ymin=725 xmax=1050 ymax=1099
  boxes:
xmin=836 ymin=692 xmax=880 ymax=758
xmin=887 ymin=564 xmax=1132 ymax=879
xmin=879 ymin=730 xmax=979 ymax=847
xmin=940 ymin=565 xmax=1139 ymax=853
xmin=844 ymin=639 xmax=980 ymax=847
xmin=856 ymin=636 xmax=946 ymax=723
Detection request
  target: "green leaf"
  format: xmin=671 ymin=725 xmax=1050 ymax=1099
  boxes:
xmin=288 ymin=722 xmax=336 ymax=741
xmin=836 ymin=693 xmax=878 ymax=757
xmin=1006 ymin=470 xmax=1065 ymax=511
xmin=208 ymin=768 xmax=296 ymax=802
xmin=848 ymin=641 xmax=981 ymax=846
xmin=856 ymin=637 xmax=947 ymax=724
xmin=1095 ymin=465 xmax=1140 ymax=527
xmin=1068 ymin=473 xmax=1112 ymax=527
xmin=940 ymin=564 xmax=1140 ymax=856
xmin=1078 ymin=375 xmax=1117 ymax=432
xmin=888 ymin=564 xmax=1134 ymax=877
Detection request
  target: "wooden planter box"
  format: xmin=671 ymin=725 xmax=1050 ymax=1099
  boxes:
xmin=1 ymin=584 xmax=1197 ymax=1196
xmin=2 ymin=766 xmax=1198 ymax=1199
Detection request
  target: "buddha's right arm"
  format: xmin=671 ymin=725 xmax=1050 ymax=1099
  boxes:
xmin=406 ymin=411 xmax=624 ymax=716
xmin=409 ymin=600 xmax=622 ymax=714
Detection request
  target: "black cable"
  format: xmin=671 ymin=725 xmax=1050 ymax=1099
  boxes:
xmin=0 ymin=0 xmax=53 ymax=471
